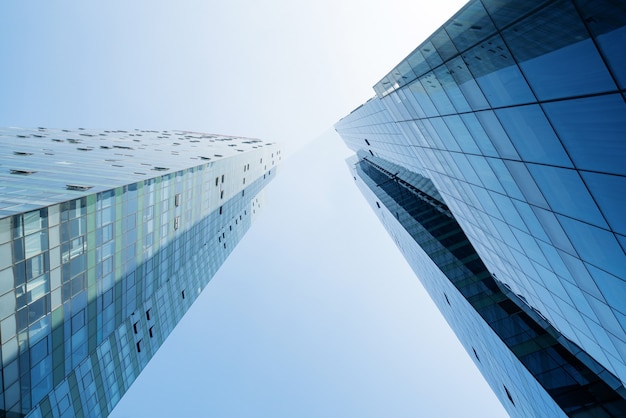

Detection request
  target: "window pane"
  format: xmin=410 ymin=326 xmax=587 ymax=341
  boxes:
xmin=528 ymin=165 xmax=607 ymax=228
xmin=503 ymin=0 xmax=616 ymax=100
xmin=496 ymin=104 xmax=572 ymax=166
xmin=577 ymin=0 xmax=626 ymax=89
xmin=464 ymin=35 xmax=535 ymax=107
xmin=543 ymin=94 xmax=626 ymax=176
xmin=582 ymin=172 xmax=626 ymax=236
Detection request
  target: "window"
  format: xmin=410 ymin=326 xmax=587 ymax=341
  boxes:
xmin=181 ymin=290 xmax=185 ymax=299
xmin=375 ymin=202 xmax=380 ymax=208
xmin=10 ymin=169 xmax=37 ymax=175
xmin=136 ymin=340 xmax=142 ymax=353
xmin=221 ymin=175 xmax=225 ymax=183
xmin=175 ymin=193 xmax=181 ymax=207
xmin=219 ymin=206 xmax=222 ymax=215
xmin=220 ymin=190 xmax=224 ymax=199
xmin=174 ymin=216 xmax=180 ymax=230
xmin=503 ymin=385 xmax=514 ymax=405
xmin=146 ymin=309 xmax=151 ymax=321
xmin=215 ymin=177 xmax=219 ymax=186
xmin=133 ymin=322 xmax=138 ymax=334
xmin=149 ymin=326 xmax=154 ymax=338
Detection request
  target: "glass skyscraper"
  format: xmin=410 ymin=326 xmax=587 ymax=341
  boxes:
xmin=336 ymin=0 xmax=626 ymax=416
xmin=0 ymin=127 xmax=281 ymax=417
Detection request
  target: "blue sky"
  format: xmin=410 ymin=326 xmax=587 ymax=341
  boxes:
xmin=1 ymin=1 xmax=507 ymax=416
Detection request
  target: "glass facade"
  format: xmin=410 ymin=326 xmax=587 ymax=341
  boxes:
xmin=336 ymin=0 xmax=626 ymax=416
xmin=0 ymin=128 xmax=281 ymax=417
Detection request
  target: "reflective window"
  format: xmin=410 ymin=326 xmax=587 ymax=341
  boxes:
xmin=445 ymin=1 xmax=496 ymax=51
xmin=421 ymin=72 xmax=456 ymax=115
xmin=558 ymin=215 xmax=625 ymax=279
xmin=443 ymin=116 xmax=480 ymax=154
xmin=405 ymin=50 xmax=431 ymax=80
xmin=461 ymin=113 xmax=498 ymax=157
xmin=543 ymin=94 xmax=626 ymax=176
xmin=582 ymin=172 xmax=626 ymax=236
xmin=496 ymin=105 xmax=572 ymax=167
xmin=476 ymin=110 xmax=519 ymax=160
xmin=430 ymin=28 xmax=458 ymax=61
xmin=482 ymin=0 xmax=549 ymax=29
xmin=464 ymin=35 xmax=535 ymax=107
xmin=503 ymin=0 xmax=615 ymax=100
xmin=574 ymin=0 xmax=626 ymax=89
xmin=434 ymin=66 xmax=471 ymax=113
xmin=528 ymin=165 xmax=607 ymax=228
xmin=420 ymin=40 xmax=443 ymax=68
xmin=447 ymin=57 xmax=490 ymax=111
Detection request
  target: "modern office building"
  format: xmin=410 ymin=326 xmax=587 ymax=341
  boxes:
xmin=336 ymin=0 xmax=626 ymax=416
xmin=0 ymin=127 xmax=281 ymax=417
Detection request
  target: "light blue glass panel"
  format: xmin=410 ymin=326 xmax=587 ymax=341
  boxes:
xmin=586 ymin=264 xmax=626 ymax=317
xmin=582 ymin=172 xmax=626 ymax=237
xmin=476 ymin=111 xmax=519 ymax=160
xmin=434 ymin=67 xmax=472 ymax=114
xmin=430 ymin=118 xmax=460 ymax=151
xmin=461 ymin=113 xmax=498 ymax=157
xmin=557 ymin=215 xmax=625 ymax=279
xmin=447 ymin=57 xmax=490 ymax=111
xmin=543 ymin=94 xmax=626 ymax=176
xmin=488 ymin=158 xmax=523 ymax=200
xmin=527 ymin=165 xmax=607 ymax=228
xmin=421 ymin=72 xmax=456 ymax=116
xmin=495 ymin=105 xmax=572 ymax=167
xmin=443 ymin=116 xmax=481 ymax=154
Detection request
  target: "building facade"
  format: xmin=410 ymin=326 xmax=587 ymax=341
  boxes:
xmin=0 ymin=128 xmax=281 ymax=417
xmin=336 ymin=0 xmax=626 ymax=416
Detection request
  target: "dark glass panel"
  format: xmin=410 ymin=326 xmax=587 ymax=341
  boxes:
xmin=503 ymin=0 xmax=615 ymax=100
xmin=405 ymin=49 xmax=431 ymax=79
xmin=420 ymin=40 xmax=443 ymax=68
xmin=543 ymin=94 xmax=626 ymax=176
xmin=482 ymin=0 xmax=549 ymax=29
xmin=576 ymin=0 xmax=626 ymax=89
xmin=445 ymin=1 xmax=496 ymax=52
xmin=464 ymin=35 xmax=535 ymax=107
xmin=430 ymin=28 xmax=458 ymax=62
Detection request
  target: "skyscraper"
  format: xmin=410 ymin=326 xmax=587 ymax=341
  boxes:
xmin=336 ymin=0 xmax=626 ymax=416
xmin=0 ymin=127 xmax=281 ymax=417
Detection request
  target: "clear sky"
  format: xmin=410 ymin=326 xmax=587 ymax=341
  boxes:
xmin=0 ymin=1 xmax=508 ymax=416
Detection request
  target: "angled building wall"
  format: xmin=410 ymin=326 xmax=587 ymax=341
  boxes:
xmin=336 ymin=0 xmax=626 ymax=416
xmin=0 ymin=128 xmax=281 ymax=417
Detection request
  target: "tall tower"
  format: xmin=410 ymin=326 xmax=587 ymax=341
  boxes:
xmin=336 ymin=0 xmax=626 ymax=416
xmin=0 ymin=128 xmax=281 ymax=417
